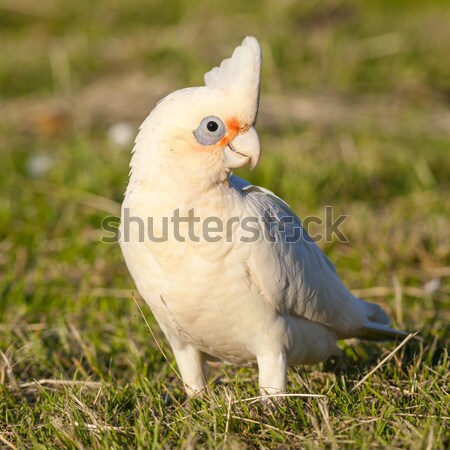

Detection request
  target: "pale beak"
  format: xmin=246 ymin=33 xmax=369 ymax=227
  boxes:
xmin=223 ymin=126 xmax=260 ymax=170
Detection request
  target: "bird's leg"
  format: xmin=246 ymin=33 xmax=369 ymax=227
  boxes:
xmin=256 ymin=352 xmax=287 ymax=399
xmin=170 ymin=340 xmax=207 ymax=397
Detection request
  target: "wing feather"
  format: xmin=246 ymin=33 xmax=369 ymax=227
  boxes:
xmin=231 ymin=175 xmax=392 ymax=338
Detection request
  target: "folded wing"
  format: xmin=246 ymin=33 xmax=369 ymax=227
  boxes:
xmin=231 ymin=175 xmax=408 ymax=340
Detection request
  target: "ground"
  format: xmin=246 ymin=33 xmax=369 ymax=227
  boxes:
xmin=0 ymin=0 xmax=449 ymax=448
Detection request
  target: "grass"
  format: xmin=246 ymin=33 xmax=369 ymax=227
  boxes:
xmin=1 ymin=0 xmax=449 ymax=448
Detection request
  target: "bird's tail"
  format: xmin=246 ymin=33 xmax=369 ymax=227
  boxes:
xmin=357 ymin=299 xmax=422 ymax=342
xmin=360 ymin=322 xmax=415 ymax=341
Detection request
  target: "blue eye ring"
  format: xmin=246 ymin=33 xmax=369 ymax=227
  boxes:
xmin=193 ymin=115 xmax=226 ymax=146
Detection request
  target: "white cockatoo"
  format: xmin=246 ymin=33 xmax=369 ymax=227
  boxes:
xmin=119 ymin=37 xmax=409 ymax=397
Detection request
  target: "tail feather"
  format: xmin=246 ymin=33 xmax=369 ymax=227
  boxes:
xmin=356 ymin=298 xmax=422 ymax=342
xmin=360 ymin=322 xmax=422 ymax=342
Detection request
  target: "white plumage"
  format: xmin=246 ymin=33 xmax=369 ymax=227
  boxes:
xmin=119 ymin=37 xmax=408 ymax=397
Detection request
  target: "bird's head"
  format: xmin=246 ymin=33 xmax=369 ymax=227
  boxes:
xmin=130 ymin=37 xmax=262 ymax=188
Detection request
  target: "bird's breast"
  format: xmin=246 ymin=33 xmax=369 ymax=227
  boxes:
xmin=119 ymin=185 xmax=287 ymax=361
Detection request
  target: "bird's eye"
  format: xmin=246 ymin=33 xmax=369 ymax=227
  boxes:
xmin=207 ymin=121 xmax=219 ymax=132
xmin=194 ymin=115 xmax=226 ymax=146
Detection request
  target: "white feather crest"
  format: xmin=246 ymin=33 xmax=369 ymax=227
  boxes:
xmin=204 ymin=36 xmax=262 ymax=123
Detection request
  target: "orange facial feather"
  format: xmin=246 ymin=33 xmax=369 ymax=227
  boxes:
xmin=218 ymin=117 xmax=241 ymax=147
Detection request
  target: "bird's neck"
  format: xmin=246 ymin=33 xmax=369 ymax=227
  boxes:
xmin=126 ymin=161 xmax=232 ymax=214
xmin=128 ymin=146 xmax=231 ymax=203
